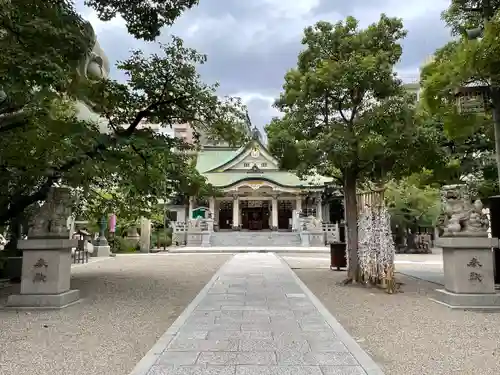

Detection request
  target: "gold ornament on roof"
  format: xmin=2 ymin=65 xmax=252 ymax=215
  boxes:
xmin=251 ymin=146 xmax=260 ymax=158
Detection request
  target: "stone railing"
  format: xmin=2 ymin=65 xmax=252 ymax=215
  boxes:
xmin=322 ymin=223 xmax=340 ymax=243
xmin=172 ymin=219 xmax=215 ymax=246
xmin=298 ymin=216 xmax=325 ymax=246
xmin=171 ymin=221 xmax=188 ymax=246
xmin=172 ymin=221 xmax=188 ymax=232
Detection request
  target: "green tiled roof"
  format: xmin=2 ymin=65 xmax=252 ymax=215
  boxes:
xmin=195 ymin=147 xmax=244 ymax=173
xmin=203 ymin=172 xmax=332 ymax=188
xmin=195 ymin=140 xmax=331 ymax=188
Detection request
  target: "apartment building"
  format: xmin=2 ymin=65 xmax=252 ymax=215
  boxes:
xmin=173 ymin=123 xmax=195 ymax=144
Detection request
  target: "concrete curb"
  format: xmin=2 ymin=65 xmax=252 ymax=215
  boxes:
xmin=396 ymin=271 xmax=444 ymax=286
xmin=127 ymin=256 xmax=233 ymax=375
xmin=278 ymin=255 xmax=386 ymax=375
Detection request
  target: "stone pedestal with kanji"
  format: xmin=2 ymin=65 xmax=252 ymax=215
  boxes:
xmin=431 ymin=185 xmax=500 ymax=310
xmin=430 ymin=237 xmax=500 ymax=310
xmin=5 ymin=187 xmax=81 ymax=309
xmin=6 ymin=239 xmax=80 ymax=309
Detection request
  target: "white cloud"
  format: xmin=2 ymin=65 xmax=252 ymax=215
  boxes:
xmin=261 ymin=0 xmax=320 ymax=18
xmin=378 ymin=0 xmax=449 ymax=21
xmin=75 ymin=0 xmax=451 ymax=130
xmin=172 ymin=0 xmax=328 ymax=51
xmin=234 ymin=92 xmax=274 ymax=103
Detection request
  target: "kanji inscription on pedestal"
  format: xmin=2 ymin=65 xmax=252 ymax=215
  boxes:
xmin=467 ymin=257 xmax=483 ymax=283
xmin=32 ymin=258 xmax=48 ymax=283
xmin=469 ymin=271 xmax=483 ymax=283
xmin=467 ymin=257 xmax=482 ymax=268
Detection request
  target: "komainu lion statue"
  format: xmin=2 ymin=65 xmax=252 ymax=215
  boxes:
xmin=28 ymin=187 xmax=73 ymax=238
xmin=438 ymin=184 xmax=489 ymax=237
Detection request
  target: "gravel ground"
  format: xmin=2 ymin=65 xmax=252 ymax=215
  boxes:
xmin=285 ymin=258 xmax=500 ymax=375
xmin=0 ymin=253 xmax=230 ymax=375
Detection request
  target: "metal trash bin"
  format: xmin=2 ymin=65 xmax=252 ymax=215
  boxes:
xmin=330 ymin=242 xmax=347 ymax=271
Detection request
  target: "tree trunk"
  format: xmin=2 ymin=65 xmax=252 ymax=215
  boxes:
xmin=343 ymin=171 xmax=360 ymax=282
xmin=491 ymin=87 xmax=500 ymax=188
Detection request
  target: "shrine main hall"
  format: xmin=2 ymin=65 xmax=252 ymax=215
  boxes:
xmin=187 ymin=130 xmax=333 ymax=231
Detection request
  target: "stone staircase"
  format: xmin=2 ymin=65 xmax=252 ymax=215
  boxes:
xmin=210 ymin=231 xmax=302 ymax=247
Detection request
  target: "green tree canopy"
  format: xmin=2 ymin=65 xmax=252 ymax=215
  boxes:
xmin=385 ymin=175 xmax=441 ymax=231
xmin=442 ymin=0 xmax=500 ymax=36
xmin=266 ymin=15 xmax=440 ymax=281
xmin=419 ymin=2 xmax=500 ymax=196
xmin=0 ymin=1 xmax=247 ymax=226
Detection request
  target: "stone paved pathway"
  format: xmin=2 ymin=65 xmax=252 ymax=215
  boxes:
xmin=130 ymin=253 xmax=384 ymax=375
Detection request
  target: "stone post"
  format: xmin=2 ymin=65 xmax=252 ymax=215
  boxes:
xmin=232 ymin=195 xmax=240 ymax=230
xmin=6 ymin=187 xmax=80 ymax=309
xmin=139 ymin=217 xmax=151 ymax=253
xmin=93 ymin=215 xmax=111 ymax=257
xmin=430 ymin=185 xmax=500 ymax=310
xmin=202 ymin=219 xmax=212 ymax=247
xmin=188 ymin=197 xmax=195 ymax=220
xmin=206 ymin=217 xmax=214 ymax=233
xmin=271 ymin=195 xmax=278 ymax=231
xmin=316 ymin=197 xmax=323 ymax=222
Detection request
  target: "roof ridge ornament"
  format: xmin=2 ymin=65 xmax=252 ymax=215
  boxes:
xmin=251 ymin=125 xmax=262 ymax=141
xmin=248 ymin=164 xmax=262 ymax=173
xmin=250 ymin=145 xmax=260 ymax=158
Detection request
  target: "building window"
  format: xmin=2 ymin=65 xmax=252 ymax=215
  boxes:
xmin=166 ymin=211 xmax=178 ymax=222
xmin=261 ymin=162 xmax=267 ymax=167
xmin=243 ymin=162 xmax=250 ymax=167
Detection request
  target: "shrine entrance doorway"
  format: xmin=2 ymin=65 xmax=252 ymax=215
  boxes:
xmin=241 ymin=200 xmax=270 ymax=231
xmin=218 ymin=200 xmax=233 ymax=230
xmin=277 ymin=200 xmax=293 ymax=230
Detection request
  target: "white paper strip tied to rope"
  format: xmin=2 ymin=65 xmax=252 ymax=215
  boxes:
xmin=357 ymin=204 xmax=396 ymax=283
xmin=378 ymin=206 xmax=396 ymax=279
xmin=357 ymin=206 xmax=373 ymax=277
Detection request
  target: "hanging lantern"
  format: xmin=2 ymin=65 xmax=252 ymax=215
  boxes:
xmin=455 ymin=83 xmax=490 ymax=114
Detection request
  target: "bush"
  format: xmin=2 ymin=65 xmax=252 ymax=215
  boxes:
xmin=110 ymin=236 xmax=139 ymax=253
xmin=152 ymin=231 xmax=172 ymax=249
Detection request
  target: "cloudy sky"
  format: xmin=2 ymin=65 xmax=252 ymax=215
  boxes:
xmin=76 ymin=0 xmax=452 ymax=132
